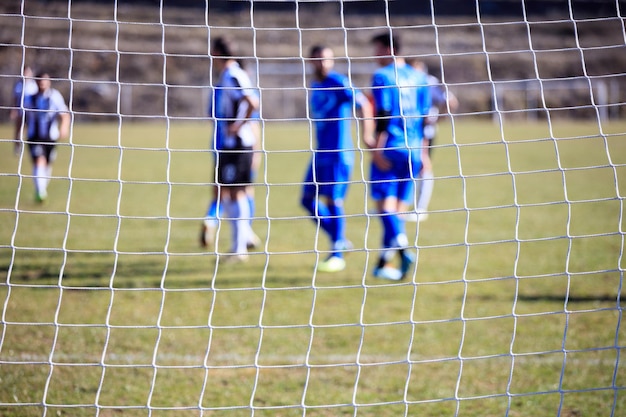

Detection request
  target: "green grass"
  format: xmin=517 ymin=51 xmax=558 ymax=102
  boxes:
xmin=1 ymin=118 xmax=625 ymax=416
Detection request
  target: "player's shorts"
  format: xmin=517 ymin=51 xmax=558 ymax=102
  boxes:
xmin=370 ymin=148 xmax=422 ymax=204
xmin=302 ymin=157 xmax=352 ymax=202
xmin=216 ymin=138 xmax=253 ymax=186
xmin=28 ymin=137 xmax=57 ymax=164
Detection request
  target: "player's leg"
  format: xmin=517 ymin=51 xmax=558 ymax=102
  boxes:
xmin=201 ymin=185 xmax=223 ymax=249
xmin=245 ymin=185 xmax=261 ymax=249
xmin=246 ymin=186 xmax=255 ymax=226
xmin=396 ymin=179 xmax=418 ymax=277
xmin=327 ymin=199 xmax=346 ymax=253
xmin=325 ymin=162 xmax=352 ymax=254
xmin=200 ymin=152 xmax=222 ymax=248
xmin=29 ymin=142 xmax=50 ymax=203
xmin=415 ymin=169 xmax=434 ymax=221
xmin=307 ymin=162 xmax=350 ymax=272
xmin=414 ymin=135 xmax=435 ymax=222
xmin=224 ymin=186 xmax=250 ymax=258
xmin=34 ymin=160 xmax=48 ymax=202
xmin=301 ymin=164 xmax=334 ymax=237
xmin=43 ymin=143 xmax=56 ymax=190
xmin=247 ymin=119 xmax=261 ymax=248
xmin=206 ymin=188 xmax=221 ymax=223
xmin=373 ymin=196 xmax=404 ymax=281
xmin=247 ymin=152 xmax=258 ymax=228
xmin=221 ymin=148 xmax=254 ymax=261
xmin=316 ymin=196 xmax=347 ymax=272
xmin=370 ymin=165 xmax=403 ymax=280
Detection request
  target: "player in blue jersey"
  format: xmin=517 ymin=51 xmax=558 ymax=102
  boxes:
xmin=22 ymin=71 xmax=71 ymax=203
xmin=202 ymin=36 xmax=260 ymax=262
xmin=302 ymin=45 xmax=375 ymax=273
xmin=368 ymin=33 xmax=431 ymax=280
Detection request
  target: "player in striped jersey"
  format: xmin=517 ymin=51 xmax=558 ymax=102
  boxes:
xmin=204 ymin=36 xmax=260 ymax=263
xmin=22 ymin=71 xmax=70 ymax=203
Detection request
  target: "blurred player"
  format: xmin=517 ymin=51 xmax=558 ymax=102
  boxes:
xmin=302 ymin=45 xmax=375 ymax=273
xmin=11 ymin=65 xmax=38 ymax=155
xmin=202 ymin=36 xmax=259 ymax=262
xmin=406 ymin=59 xmax=459 ymax=222
xmin=368 ymin=32 xmax=431 ymax=280
xmin=22 ymin=71 xmax=71 ymax=203
xmin=201 ymin=86 xmax=261 ymax=251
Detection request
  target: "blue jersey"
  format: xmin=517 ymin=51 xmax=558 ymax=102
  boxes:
xmin=24 ymin=88 xmax=68 ymax=141
xmin=310 ymin=71 xmax=364 ymax=165
xmin=369 ymin=62 xmax=431 ymax=203
xmin=371 ymin=62 xmax=431 ymax=162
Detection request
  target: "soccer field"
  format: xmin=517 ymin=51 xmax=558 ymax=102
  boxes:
xmin=1 ymin=119 xmax=625 ymax=416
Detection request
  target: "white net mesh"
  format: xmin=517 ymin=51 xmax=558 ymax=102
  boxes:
xmin=0 ymin=1 xmax=624 ymax=416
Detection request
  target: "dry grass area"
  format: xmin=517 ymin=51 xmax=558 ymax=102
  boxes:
xmin=0 ymin=1 xmax=624 ymax=120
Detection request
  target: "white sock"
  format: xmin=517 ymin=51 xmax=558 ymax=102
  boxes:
xmin=33 ymin=166 xmax=47 ymax=197
xmin=225 ymin=197 xmax=250 ymax=255
xmin=416 ymin=170 xmax=434 ymax=212
xmin=45 ymin=166 xmax=53 ymax=187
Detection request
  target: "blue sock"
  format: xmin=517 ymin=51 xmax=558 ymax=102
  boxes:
xmin=328 ymin=204 xmax=345 ymax=258
xmin=381 ymin=211 xmax=401 ymax=248
xmin=205 ymin=199 xmax=222 ymax=225
xmin=247 ymin=194 xmax=255 ymax=226
xmin=301 ymin=196 xmax=333 ymax=237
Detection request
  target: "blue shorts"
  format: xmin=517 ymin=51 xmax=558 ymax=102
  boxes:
xmin=302 ymin=158 xmax=352 ymax=202
xmin=370 ymin=149 xmax=422 ymax=203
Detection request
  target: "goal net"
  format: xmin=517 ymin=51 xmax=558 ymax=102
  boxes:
xmin=1 ymin=1 xmax=624 ymax=416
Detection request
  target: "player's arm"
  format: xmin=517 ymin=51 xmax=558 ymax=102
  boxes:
xmin=12 ymin=85 xmax=24 ymax=155
xmin=53 ymin=91 xmax=71 ymax=140
xmin=13 ymin=112 xmax=24 ymax=156
xmin=58 ymin=111 xmax=71 ymax=140
xmin=356 ymin=92 xmax=376 ymax=149
xmin=369 ymin=81 xmax=393 ymax=171
xmin=445 ymin=90 xmax=459 ymax=114
xmin=371 ymin=113 xmax=392 ymax=171
xmin=251 ymin=120 xmax=262 ymax=172
xmin=228 ymin=93 xmax=259 ymax=136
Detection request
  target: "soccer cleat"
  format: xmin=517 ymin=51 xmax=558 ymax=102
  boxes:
xmin=403 ymin=210 xmax=429 ymax=223
xmin=219 ymin=253 xmax=249 ymax=264
xmin=35 ymin=192 xmax=47 ymax=204
xmin=317 ymin=256 xmax=346 ymax=273
xmin=199 ymin=221 xmax=215 ymax=249
xmin=400 ymin=250 xmax=416 ymax=277
xmin=373 ymin=266 xmax=403 ymax=281
xmin=402 ymin=212 xmax=419 ymax=222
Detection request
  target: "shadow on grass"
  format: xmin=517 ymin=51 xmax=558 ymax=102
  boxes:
xmin=468 ymin=292 xmax=622 ymax=305
xmin=1 ymin=252 xmax=336 ymax=290
xmin=517 ymin=293 xmax=622 ymax=304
